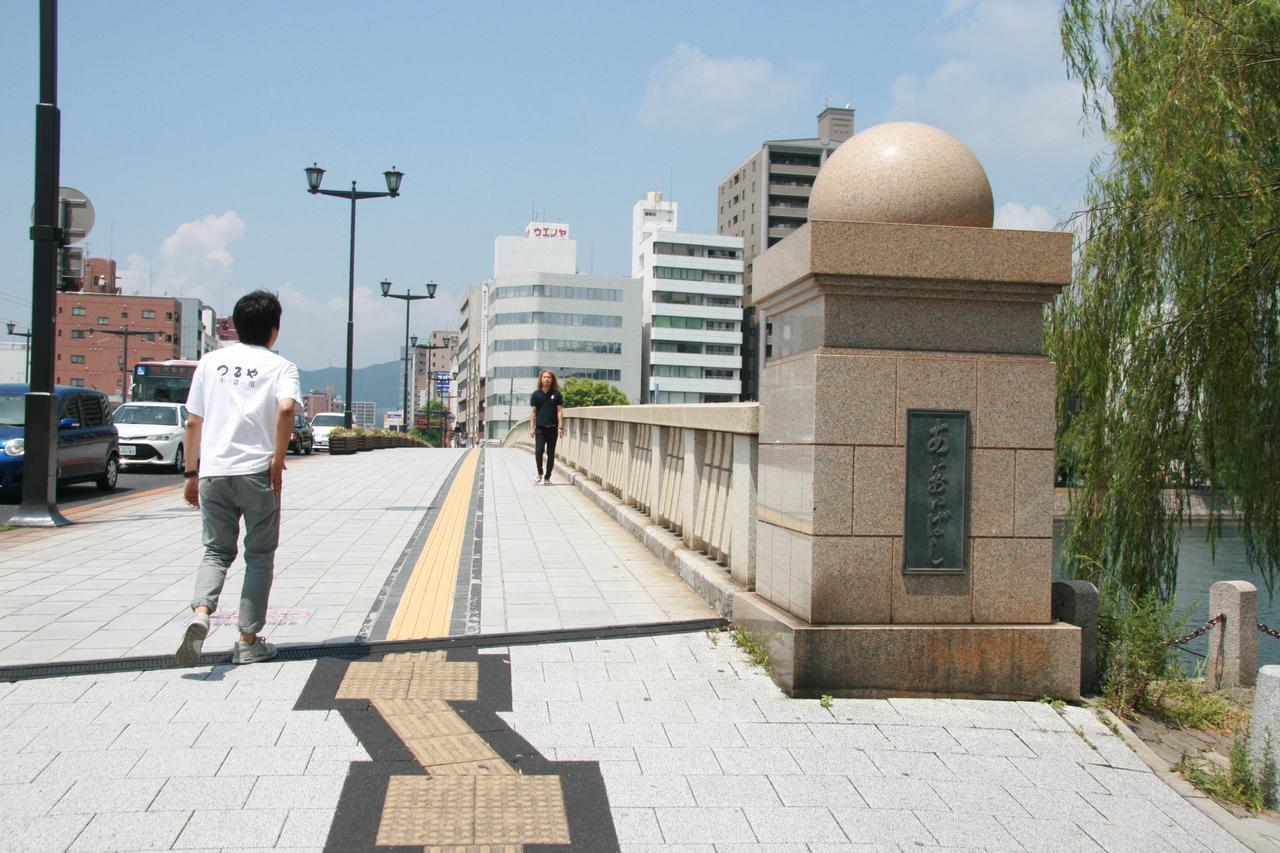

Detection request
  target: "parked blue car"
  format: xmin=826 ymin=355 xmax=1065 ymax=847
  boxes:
xmin=0 ymin=384 xmax=120 ymax=494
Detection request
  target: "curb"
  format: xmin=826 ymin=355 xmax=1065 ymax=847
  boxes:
xmin=1095 ymin=704 xmax=1277 ymax=851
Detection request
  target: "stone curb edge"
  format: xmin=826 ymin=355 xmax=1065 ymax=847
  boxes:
xmin=1095 ymin=704 xmax=1276 ymax=851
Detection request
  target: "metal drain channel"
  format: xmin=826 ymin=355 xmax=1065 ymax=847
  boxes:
xmin=0 ymin=618 xmax=730 ymax=682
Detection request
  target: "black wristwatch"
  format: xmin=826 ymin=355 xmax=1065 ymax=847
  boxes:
xmin=182 ymin=470 xmax=199 ymax=479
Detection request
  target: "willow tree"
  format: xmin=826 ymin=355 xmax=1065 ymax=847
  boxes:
xmin=1052 ymin=0 xmax=1280 ymax=597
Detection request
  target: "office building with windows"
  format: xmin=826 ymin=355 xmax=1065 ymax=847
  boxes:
xmin=717 ymin=106 xmax=854 ymax=399
xmin=454 ymin=282 xmax=489 ymax=444
xmin=632 ymin=193 xmax=744 ymax=403
xmin=485 ymin=223 xmax=640 ymax=439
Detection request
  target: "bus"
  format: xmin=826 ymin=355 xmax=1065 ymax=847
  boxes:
xmin=131 ymin=360 xmax=198 ymax=403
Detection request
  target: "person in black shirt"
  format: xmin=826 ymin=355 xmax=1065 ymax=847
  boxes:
xmin=529 ymin=369 xmax=564 ymax=485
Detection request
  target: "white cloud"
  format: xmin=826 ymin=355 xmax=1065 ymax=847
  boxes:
xmin=886 ymin=0 xmax=1098 ymax=213
xmin=994 ymin=202 xmax=1057 ymax=231
xmin=635 ymin=43 xmax=809 ymax=133
xmin=116 ymin=211 xmax=246 ymax=308
xmin=158 ymin=211 xmax=244 ymax=268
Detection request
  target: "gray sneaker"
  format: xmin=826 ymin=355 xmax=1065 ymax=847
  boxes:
xmin=233 ymin=637 xmax=277 ymax=664
xmin=176 ymin=611 xmax=209 ymax=667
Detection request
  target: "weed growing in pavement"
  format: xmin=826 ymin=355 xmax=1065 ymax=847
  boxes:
xmin=1147 ymin=678 xmax=1248 ymax=732
xmin=1175 ymin=733 xmax=1267 ymax=812
xmin=731 ymin=627 xmax=771 ymax=673
xmin=0 ymin=523 xmax=12 ymax=533
xmin=1037 ymin=695 xmax=1066 ymax=711
xmin=705 ymin=628 xmax=720 ymax=646
xmin=820 ymin=694 xmax=833 ymax=709
xmin=1095 ymin=708 xmax=1122 ymax=737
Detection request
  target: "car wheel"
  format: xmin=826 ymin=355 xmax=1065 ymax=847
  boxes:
xmin=97 ymin=455 xmax=119 ymax=491
xmin=173 ymin=444 xmax=185 ymax=473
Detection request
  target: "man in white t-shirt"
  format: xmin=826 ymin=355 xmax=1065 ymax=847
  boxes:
xmin=175 ymin=291 xmax=302 ymax=666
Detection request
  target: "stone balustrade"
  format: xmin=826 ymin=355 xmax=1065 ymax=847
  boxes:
xmin=503 ymin=404 xmax=760 ymax=593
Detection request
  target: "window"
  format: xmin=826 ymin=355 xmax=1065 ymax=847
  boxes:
xmin=653 ymin=315 xmax=703 ymax=330
xmin=77 ymin=394 xmax=106 ymax=426
xmin=705 ymin=320 xmax=738 ymax=332
xmin=652 ymin=341 xmax=703 ymax=354
xmin=493 ymin=311 xmax=621 ymax=328
xmin=70 ymin=354 xmax=85 ymax=364
xmin=97 ymin=316 xmax=109 ymax=326
xmin=491 ymin=284 xmax=622 ymax=301
xmin=165 ymin=312 xmax=173 ymax=320
xmin=69 ymin=378 xmax=85 ymax=388
xmin=705 ymin=369 xmax=736 ymax=380
xmin=491 ymin=338 xmax=621 ymax=354
xmin=121 ymin=311 xmax=128 ymax=319
xmin=142 ymin=309 xmax=156 ymax=319
xmin=706 ymin=344 xmax=736 ymax=355
xmin=72 ymin=306 xmax=86 ymax=316
xmin=70 ymin=329 xmax=85 ymax=339
xmin=654 ymin=267 xmax=705 ymax=282
xmin=491 ymin=366 xmax=620 ymax=381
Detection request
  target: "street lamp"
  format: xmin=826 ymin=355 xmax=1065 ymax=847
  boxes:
xmin=305 ymin=162 xmax=403 ymax=429
xmin=95 ymin=326 xmax=152 ymax=403
xmin=6 ymin=322 xmax=32 ymax=384
xmin=381 ymin=279 xmax=436 ymax=432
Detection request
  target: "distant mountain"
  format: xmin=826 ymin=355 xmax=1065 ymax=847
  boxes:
xmin=298 ymin=360 xmax=402 ymax=416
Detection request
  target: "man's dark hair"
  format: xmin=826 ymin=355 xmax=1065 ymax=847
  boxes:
xmin=232 ymin=290 xmax=282 ymax=346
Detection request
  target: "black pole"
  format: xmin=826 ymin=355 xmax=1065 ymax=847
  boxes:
xmin=344 ymin=187 xmax=356 ymax=429
xmin=402 ymin=300 xmax=410 ymax=434
xmin=14 ymin=0 xmax=67 ymax=527
xmin=121 ymin=331 xmax=128 ymax=402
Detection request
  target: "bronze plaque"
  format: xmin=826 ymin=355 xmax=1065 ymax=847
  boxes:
xmin=903 ymin=410 xmax=969 ymax=573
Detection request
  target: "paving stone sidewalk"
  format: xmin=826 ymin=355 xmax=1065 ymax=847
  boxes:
xmin=0 ymin=450 xmax=464 ymax=665
xmin=0 ymin=630 xmax=1250 ymax=851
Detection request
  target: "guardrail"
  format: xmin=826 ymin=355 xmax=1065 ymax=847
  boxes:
xmin=504 ymin=404 xmax=760 ymax=589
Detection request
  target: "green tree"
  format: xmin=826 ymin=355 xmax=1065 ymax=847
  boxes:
xmin=561 ymin=378 xmax=629 ymax=408
xmin=412 ymin=399 xmax=450 ymax=447
xmin=1052 ymin=0 xmax=1280 ymax=596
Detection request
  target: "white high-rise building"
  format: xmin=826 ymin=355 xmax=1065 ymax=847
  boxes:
xmin=486 ymin=222 xmax=641 ymax=439
xmin=632 ymin=193 xmax=744 ymax=404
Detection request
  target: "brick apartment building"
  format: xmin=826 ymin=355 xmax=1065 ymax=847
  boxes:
xmin=55 ymin=292 xmax=184 ymax=401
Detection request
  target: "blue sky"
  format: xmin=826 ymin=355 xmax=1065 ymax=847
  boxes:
xmin=0 ymin=0 xmax=1102 ymax=370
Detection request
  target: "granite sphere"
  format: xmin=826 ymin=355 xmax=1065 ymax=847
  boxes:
xmin=809 ymin=121 xmax=994 ymax=228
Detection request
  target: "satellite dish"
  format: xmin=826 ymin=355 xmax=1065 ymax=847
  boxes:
xmin=31 ymin=186 xmax=95 ymax=245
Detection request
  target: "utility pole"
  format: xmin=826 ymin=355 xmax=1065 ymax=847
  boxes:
xmin=96 ymin=326 xmax=150 ymax=402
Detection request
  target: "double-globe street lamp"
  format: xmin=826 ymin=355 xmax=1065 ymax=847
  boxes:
xmin=380 ymin=280 xmax=436 ymax=432
xmin=94 ymin=326 xmax=152 ymax=403
xmin=6 ymin=322 xmax=32 ymax=384
xmin=305 ymin=163 xmax=403 ymax=429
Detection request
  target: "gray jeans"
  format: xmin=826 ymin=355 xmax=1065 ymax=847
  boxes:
xmin=190 ymin=471 xmax=279 ymax=634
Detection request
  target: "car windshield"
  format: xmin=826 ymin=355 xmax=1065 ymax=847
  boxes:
xmin=113 ymin=405 xmax=178 ymax=426
xmin=0 ymin=392 xmax=24 ymax=426
xmin=311 ymin=414 xmax=343 ymax=427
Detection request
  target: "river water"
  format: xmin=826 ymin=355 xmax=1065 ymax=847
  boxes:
xmin=1053 ymin=523 xmax=1280 ymax=668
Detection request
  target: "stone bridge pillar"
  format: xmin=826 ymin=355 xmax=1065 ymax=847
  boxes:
xmin=734 ymin=121 xmax=1081 ymax=699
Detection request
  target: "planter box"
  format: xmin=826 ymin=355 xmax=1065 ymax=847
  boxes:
xmin=356 ymin=435 xmax=370 ymax=452
xmin=330 ymin=437 xmax=356 ymax=455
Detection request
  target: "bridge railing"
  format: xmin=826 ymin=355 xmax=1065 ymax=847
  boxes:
xmin=503 ymin=404 xmax=760 ymax=588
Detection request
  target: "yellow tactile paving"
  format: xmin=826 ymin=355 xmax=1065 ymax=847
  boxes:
xmin=387 ymin=448 xmax=481 ymax=640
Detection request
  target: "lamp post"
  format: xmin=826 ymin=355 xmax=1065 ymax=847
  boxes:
xmin=95 ymin=326 xmax=151 ymax=403
xmin=6 ymin=322 xmax=32 ymax=384
xmin=13 ymin=0 xmax=67 ymax=526
xmin=381 ymin=280 xmax=436 ymax=432
xmin=305 ymin=162 xmax=403 ymax=429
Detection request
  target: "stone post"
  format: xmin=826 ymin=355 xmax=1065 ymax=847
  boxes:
xmin=1208 ymin=580 xmax=1257 ymax=690
xmin=649 ymin=424 xmax=666 ymax=527
xmin=730 ymin=433 xmax=758 ymax=589
xmin=681 ymin=428 xmax=705 ymax=550
xmin=620 ymin=421 xmax=635 ymax=506
xmin=732 ymin=121 xmax=1081 ymax=699
xmin=1052 ymin=580 xmax=1099 ymax=694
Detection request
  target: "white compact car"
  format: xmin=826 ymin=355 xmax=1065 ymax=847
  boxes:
xmin=310 ymin=412 xmax=345 ymax=451
xmin=113 ymin=402 xmax=188 ymax=472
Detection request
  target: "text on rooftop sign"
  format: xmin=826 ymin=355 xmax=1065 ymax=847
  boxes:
xmin=524 ymin=222 xmax=570 ymax=239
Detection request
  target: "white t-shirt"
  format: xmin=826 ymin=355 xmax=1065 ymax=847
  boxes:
xmin=187 ymin=343 xmax=302 ymax=477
